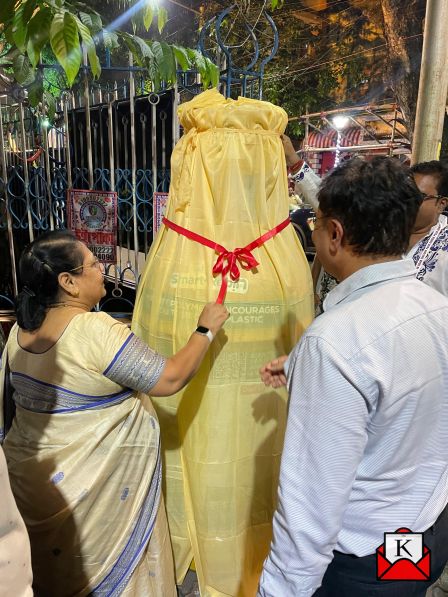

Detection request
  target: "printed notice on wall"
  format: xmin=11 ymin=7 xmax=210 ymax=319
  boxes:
xmin=153 ymin=192 xmax=169 ymax=240
xmin=67 ymin=189 xmax=118 ymax=264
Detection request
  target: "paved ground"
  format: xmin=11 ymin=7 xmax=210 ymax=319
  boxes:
xmin=177 ymin=570 xmax=200 ymax=597
xmin=428 ymin=577 xmax=448 ymax=596
xmin=176 ymin=568 xmax=448 ymax=596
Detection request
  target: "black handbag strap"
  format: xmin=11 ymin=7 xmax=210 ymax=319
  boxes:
xmin=2 ymin=348 xmax=16 ymax=438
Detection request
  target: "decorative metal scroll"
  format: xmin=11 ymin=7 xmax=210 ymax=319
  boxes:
xmin=199 ymin=4 xmax=279 ymax=99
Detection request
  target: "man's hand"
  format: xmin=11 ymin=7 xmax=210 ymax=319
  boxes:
xmin=281 ymin=134 xmax=303 ymax=169
xmin=260 ymin=355 xmax=288 ymax=388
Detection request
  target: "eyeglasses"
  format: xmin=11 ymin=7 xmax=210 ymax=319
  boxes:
xmin=69 ymin=258 xmax=102 ymax=273
xmin=421 ymin=194 xmax=447 ymax=202
xmin=311 ymin=215 xmax=327 ymax=225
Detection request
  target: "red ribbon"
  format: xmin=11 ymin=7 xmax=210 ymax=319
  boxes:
xmin=162 ymin=216 xmax=291 ymax=303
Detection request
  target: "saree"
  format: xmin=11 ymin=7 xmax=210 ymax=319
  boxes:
xmin=133 ymin=89 xmax=314 ymax=596
xmin=0 ymin=312 xmax=176 ymax=597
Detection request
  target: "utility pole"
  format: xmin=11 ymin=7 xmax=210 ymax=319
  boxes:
xmin=411 ymin=0 xmax=448 ymax=164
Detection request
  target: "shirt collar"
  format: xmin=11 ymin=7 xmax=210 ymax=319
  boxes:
xmin=323 ymin=258 xmax=416 ymax=311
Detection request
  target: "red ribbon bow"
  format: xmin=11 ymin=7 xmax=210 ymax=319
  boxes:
xmin=212 ymin=247 xmax=259 ymax=282
xmin=162 ymin=216 xmax=290 ymax=303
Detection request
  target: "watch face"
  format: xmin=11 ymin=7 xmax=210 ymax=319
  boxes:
xmin=196 ymin=326 xmax=210 ymax=334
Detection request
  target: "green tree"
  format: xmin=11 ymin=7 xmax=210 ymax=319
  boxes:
xmin=197 ymin=1 xmax=386 ymax=136
xmin=0 ymin=0 xmax=219 ymax=111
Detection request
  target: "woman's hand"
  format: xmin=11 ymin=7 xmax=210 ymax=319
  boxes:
xmin=197 ymin=302 xmax=229 ymax=336
xmin=259 ymin=355 xmax=288 ymax=388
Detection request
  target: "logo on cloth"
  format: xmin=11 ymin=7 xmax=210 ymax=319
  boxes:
xmin=376 ymin=528 xmax=430 ymax=581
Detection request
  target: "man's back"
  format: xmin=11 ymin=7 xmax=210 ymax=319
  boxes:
xmin=291 ymin=259 xmax=448 ymax=554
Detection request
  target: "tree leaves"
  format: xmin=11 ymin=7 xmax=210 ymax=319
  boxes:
xmin=27 ymin=75 xmax=43 ymax=106
xmin=50 ymin=10 xmax=81 ymax=86
xmin=12 ymin=0 xmax=33 ymax=52
xmin=27 ymin=8 xmax=52 ymax=67
xmin=0 ymin=0 xmax=17 ymax=26
xmin=74 ymin=15 xmax=101 ymax=78
xmin=3 ymin=0 xmax=220 ymax=104
xmin=142 ymin=2 xmax=167 ymax=33
xmin=102 ymin=29 xmax=119 ymax=50
xmin=157 ymin=7 xmax=168 ymax=34
xmin=13 ymin=52 xmax=36 ymax=85
xmin=186 ymin=48 xmax=219 ymax=89
xmin=143 ymin=4 xmax=154 ymax=31
xmin=43 ymin=89 xmax=56 ymax=121
xmin=151 ymin=41 xmax=176 ymax=85
xmin=172 ymin=44 xmax=190 ymax=71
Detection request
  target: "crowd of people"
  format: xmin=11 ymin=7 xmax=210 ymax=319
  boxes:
xmin=1 ymin=138 xmax=448 ymax=597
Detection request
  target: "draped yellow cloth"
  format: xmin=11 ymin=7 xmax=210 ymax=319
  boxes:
xmin=132 ymin=89 xmax=314 ymax=596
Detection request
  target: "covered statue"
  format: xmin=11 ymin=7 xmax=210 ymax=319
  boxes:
xmin=132 ymin=89 xmax=314 ymax=596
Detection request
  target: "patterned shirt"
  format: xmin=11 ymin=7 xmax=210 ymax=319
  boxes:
xmin=258 ymin=259 xmax=448 ymax=597
xmin=407 ymin=214 xmax=448 ymax=296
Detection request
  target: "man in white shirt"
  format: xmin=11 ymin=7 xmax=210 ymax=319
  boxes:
xmin=258 ymin=157 xmax=448 ymax=596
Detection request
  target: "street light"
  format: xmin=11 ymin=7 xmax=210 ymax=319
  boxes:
xmin=332 ymin=114 xmax=349 ymax=130
xmin=332 ymin=115 xmax=349 ymax=167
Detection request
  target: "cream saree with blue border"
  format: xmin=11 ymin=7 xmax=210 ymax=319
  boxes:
xmin=0 ymin=312 xmax=176 ymax=597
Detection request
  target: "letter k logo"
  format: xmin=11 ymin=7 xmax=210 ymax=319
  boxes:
xmin=395 ymin=539 xmax=413 ymax=558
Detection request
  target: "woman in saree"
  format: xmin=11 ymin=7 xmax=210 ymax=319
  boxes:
xmin=0 ymin=230 xmax=228 ymax=597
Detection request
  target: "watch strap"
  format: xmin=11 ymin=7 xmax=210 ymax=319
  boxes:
xmin=195 ymin=327 xmax=214 ymax=343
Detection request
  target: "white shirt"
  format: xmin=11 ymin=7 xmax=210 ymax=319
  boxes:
xmin=290 ymin=162 xmax=321 ymax=211
xmin=258 ymin=259 xmax=448 ymax=597
xmin=407 ymin=214 xmax=448 ymax=297
xmin=0 ymin=446 xmax=33 ymax=597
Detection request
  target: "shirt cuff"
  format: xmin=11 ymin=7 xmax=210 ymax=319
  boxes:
xmin=257 ymin=558 xmax=319 ymax=597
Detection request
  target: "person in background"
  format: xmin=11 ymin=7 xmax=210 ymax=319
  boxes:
xmin=408 ymin=160 xmax=448 ymax=295
xmin=258 ymin=157 xmax=448 ymax=596
xmin=284 ymin=136 xmax=448 ymax=305
xmin=409 ymin=162 xmax=448 ymax=597
xmin=0 ymin=445 xmax=33 ymax=597
xmin=0 ymin=230 xmax=228 ymax=597
xmin=282 ymin=134 xmax=337 ymax=310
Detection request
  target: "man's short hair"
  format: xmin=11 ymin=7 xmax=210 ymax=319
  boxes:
xmin=317 ymin=157 xmax=421 ymax=256
xmin=410 ymin=160 xmax=448 ymax=198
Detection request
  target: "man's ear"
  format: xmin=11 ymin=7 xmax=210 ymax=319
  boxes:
xmin=328 ymin=218 xmax=344 ymax=248
xmin=439 ymin=197 xmax=448 ymax=213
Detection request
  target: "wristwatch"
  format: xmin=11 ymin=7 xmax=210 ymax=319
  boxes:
xmin=195 ymin=326 xmax=214 ymax=343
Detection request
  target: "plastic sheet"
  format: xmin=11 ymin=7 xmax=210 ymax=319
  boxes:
xmin=132 ymin=89 xmax=314 ymax=596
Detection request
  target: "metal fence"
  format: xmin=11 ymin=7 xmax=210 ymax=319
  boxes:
xmin=0 ymin=67 xmax=182 ymax=312
xmin=0 ymin=6 xmax=280 ymax=314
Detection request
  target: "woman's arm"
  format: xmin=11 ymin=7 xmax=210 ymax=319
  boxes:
xmin=150 ymin=302 xmax=229 ymax=396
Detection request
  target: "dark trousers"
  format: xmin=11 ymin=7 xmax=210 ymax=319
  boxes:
xmin=314 ymin=503 xmax=448 ymax=597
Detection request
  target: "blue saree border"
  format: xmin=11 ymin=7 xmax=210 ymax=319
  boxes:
xmin=90 ymin=442 xmax=163 ymax=596
xmin=11 ymin=372 xmax=133 ymax=413
xmin=103 ymin=334 xmax=134 ymax=375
